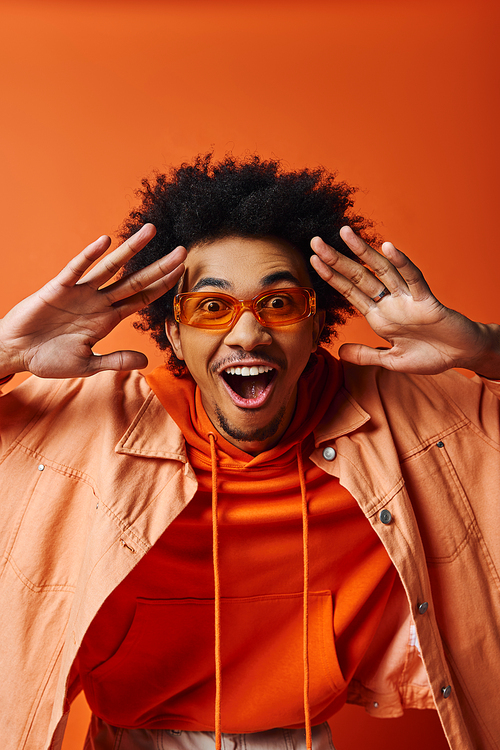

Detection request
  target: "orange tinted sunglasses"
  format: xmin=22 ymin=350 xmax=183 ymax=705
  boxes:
xmin=174 ymin=287 xmax=316 ymax=330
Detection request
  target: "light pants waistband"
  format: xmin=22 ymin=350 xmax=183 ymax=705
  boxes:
xmin=84 ymin=717 xmax=336 ymax=750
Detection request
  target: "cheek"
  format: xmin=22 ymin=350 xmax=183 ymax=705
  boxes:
xmin=166 ymin=324 xmax=217 ymax=366
xmin=291 ymin=323 xmax=318 ymax=356
xmin=180 ymin=331 xmax=221 ymax=372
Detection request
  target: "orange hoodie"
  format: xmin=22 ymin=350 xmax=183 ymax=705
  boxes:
xmin=78 ymin=351 xmax=395 ymax=740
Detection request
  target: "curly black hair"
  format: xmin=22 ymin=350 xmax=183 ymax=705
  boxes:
xmin=120 ymin=153 xmax=376 ymax=375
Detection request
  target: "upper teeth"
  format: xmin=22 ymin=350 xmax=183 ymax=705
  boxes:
xmin=225 ymin=365 xmax=273 ymax=376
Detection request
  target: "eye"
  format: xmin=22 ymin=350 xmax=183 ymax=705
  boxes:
xmin=261 ymin=293 xmax=294 ymax=310
xmin=269 ymin=297 xmax=285 ymax=309
xmin=196 ymin=297 xmax=232 ymax=316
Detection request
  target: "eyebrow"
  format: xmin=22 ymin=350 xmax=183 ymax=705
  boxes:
xmin=190 ymin=271 xmax=301 ymax=293
xmin=260 ymin=271 xmax=302 ymax=286
xmin=190 ymin=277 xmax=231 ymax=292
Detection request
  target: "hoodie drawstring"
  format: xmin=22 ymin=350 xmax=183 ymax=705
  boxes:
xmin=208 ymin=434 xmax=312 ymax=750
xmin=297 ymin=443 xmax=312 ymax=750
xmin=209 ymin=433 xmax=222 ymax=750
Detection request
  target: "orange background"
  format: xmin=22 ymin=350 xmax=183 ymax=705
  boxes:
xmin=1 ymin=1 xmax=498 ymax=748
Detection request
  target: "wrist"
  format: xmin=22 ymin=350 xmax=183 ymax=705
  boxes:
xmin=0 ymin=320 xmax=28 ymax=379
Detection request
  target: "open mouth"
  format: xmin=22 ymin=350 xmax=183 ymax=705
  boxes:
xmin=221 ymin=365 xmax=276 ymax=402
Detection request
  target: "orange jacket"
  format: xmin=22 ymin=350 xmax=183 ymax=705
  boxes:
xmin=0 ymin=363 xmax=499 ymax=750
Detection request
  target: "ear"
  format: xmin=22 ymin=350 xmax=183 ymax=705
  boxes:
xmin=312 ymin=310 xmax=326 ymax=352
xmin=165 ymin=319 xmax=185 ymax=361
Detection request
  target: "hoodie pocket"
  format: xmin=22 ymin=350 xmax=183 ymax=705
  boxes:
xmin=85 ymin=590 xmax=346 ymax=732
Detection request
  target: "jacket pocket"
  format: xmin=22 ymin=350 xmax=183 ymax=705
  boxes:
xmin=400 ymin=440 xmax=475 ymax=562
xmin=6 ymin=454 xmax=95 ymax=589
xmin=85 ymin=590 xmax=345 ymax=732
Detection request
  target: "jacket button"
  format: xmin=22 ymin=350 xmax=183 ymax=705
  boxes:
xmin=418 ymin=602 xmax=429 ymax=614
xmin=379 ymin=509 xmax=392 ymax=525
xmin=436 ymin=441 xmax=445 ymax=448
xmin=322 ymin=446 xmax=336 ymax=461
xmin=38 ymin=464 xmax=45 ymax=471
xmin=441 ymin=685 xmax=452 ymax=698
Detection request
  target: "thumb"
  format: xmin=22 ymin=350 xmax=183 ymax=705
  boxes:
xmin=338 ymin=343 xmax=391 ymax=368
xmin=86 ymin=350 xmax=149 ymax=374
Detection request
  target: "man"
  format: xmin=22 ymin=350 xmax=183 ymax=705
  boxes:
xmin=0 ymin=154 xmax=498 ymax=750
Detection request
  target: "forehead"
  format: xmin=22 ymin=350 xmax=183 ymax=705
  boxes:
xmin=182 ymin=236 xmax=311 ymax=294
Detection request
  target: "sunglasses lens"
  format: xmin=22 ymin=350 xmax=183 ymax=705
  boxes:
xmin=256 ymin=289 xmax=310 ymax=325
xmin=179 ymin=295 xmax=235 ymax=328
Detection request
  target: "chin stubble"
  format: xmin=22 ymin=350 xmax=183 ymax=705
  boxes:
xmin=213 ymin=404 xmax=287 ymax=444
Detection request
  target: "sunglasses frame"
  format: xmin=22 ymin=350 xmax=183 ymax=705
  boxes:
xmin=173 ymin=287 xmax=317 ymax=330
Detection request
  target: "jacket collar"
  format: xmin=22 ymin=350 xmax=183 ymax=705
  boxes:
xmin=314 ymin=386 xmax=371 ymax=445
xmin=115 ymin=390 xmax=189 ymax=461
xmin=115 ymin=380 xmax=370 ymax=461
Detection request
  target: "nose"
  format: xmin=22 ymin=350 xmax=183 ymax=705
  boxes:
xmin=223 ymin=310 xmax=272 ymax=350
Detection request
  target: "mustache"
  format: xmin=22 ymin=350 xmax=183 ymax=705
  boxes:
xmin=210 ymin=352 xmax=286 ymax=374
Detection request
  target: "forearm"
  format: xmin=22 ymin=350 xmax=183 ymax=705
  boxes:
xmin=458 ymin=322 xmax=500 ymax=380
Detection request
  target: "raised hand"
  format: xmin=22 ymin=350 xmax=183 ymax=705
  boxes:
xmin=0 ymin=224 xmax=187 ymax=379
xmin=310 ymin=226 xmax=500 ymax=378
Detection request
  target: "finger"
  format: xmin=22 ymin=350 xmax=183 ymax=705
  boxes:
xmin=112 ymin=257 xmax=186 ymax=319
xmin=380 ymin=241 xmax=431 ymax=302
xmin=85 ymin=349 xmax=149 ymax=375
xmin=82 ymin=224 xmax=157 ymax=289
xmin=105 ymin=246 xmax=187 ymax=306
xmin=55 ymin=235 xmax=112 ymax=287
xmin=310 ymin=252 xmax=380 ymax=315
xmin=337 ymin=227 xmax=411 ymax=296
xmin=310 ymin=235 xmax=404 ymax=301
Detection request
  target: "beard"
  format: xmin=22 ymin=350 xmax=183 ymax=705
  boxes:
xmin=213 ymin=403 xmax=287 ymax=446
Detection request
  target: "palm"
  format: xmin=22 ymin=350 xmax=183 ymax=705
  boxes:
xmin=0 ymin=225 xmax=186 ymax=378
xmin=4 ymin=284 xmax=125 ymax=378
xmin=310 ymin=227 xmax=488 ymax=375
xmin=361 ymin=294 xmax=482 ymax=374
